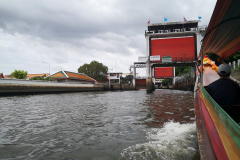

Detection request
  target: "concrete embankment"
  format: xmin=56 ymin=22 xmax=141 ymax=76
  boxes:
xmin=0 ymin=79 xmax=136 ymax=96
xmin=104 ymin=84 xmax=136 ymax=91
xmin=0 ymin=79 xmax=104 ymax=96
xmin=0 ymin=83 xmax=104 ymax=96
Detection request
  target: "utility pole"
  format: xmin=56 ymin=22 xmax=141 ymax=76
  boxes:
xmin=43 ymin=62 xmax=50 ymax=81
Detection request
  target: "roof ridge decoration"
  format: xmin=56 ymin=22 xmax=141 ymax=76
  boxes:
xmin=62 ymin=70 xmax=69 ymax=78
xmin=50 ymin=71 xmax=67 ymax=78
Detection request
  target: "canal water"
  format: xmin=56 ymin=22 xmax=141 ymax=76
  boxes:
xmin=0 ymin=89 xmax=199 ymax=160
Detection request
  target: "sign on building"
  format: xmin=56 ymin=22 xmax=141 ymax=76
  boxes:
xmin=138 ymin=56 xmax=148 ymax=62
xmin=150 ymin=55 xmax=160 ymax=61
xmin=162 ymin=56 xmax=172 ymax=63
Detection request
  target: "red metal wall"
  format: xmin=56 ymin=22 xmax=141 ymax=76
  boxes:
xmin=151 ymin=37 xmax=196 ymax=62
xmin=155 ymin=67 xmax=173 ymax=78
xmin=136 ymin=79 xmax=146 ymax=85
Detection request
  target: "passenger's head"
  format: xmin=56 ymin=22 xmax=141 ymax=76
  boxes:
xmin=218 ymin=63 xmax=231 ymax=77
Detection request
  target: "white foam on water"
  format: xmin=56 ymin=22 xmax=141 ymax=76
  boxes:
xmin=121 ymin=121 xmax=198 ymax=160
xmin=164 ymin=112 xmax=174 ymax=115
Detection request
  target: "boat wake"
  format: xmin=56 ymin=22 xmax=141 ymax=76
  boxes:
xmin=121 ymin=121 xmax=199 ymax=160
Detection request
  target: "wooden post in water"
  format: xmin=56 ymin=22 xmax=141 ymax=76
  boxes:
xmin=133 ymin=65 xmax=136 ymax=89
xmin=191 ymin=66 xmax=196 ymax=91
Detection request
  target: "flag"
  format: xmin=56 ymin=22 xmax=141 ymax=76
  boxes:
xmin=183 ymin=17 xmax=187 ymax=22
xmin=147 ymin=20 xmax=150 ymax=25
xmin=164 ymin=17 xmax=168 ymax=21
xmin=198 ymin=16 xmax=202 ymax=19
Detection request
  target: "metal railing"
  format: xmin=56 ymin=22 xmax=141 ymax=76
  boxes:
xmin=148 ymin=26 xmax=207 ymax=34
xmin=153 ymin=57 xmax=196 ymax=63
xmin=229 ymin=59 xmax=240 ymax=69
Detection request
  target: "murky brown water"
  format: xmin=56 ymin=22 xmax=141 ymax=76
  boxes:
xmin=0 ymin=89 xmax=198 ymax=160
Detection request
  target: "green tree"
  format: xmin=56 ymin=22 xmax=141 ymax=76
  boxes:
xmin=206 ymin=51 xmax=240 ymax=65
xmin=162 ymin=78 xmax=172 ymax=86
xmin=29 ymin=74 xmax=54 ymax=81
xmin=121 ymin=75 xmax=133 ymax=84
xmin=175 ymin=66 xmax=191 ymax=76
xmin=206 ymin=53 xmax=221 ymax=65
xmin=30 ymin=77 xmax=43 ymax=80
xmin=30 ymin=74 xmax=45 ymax=80
xmin=11 ymin=70 xmax=28 ymax=79
xmin=225 ymin=51 xmax=240 ymax=63
xmin=125 ymin=75 xmax=133 ymax=83
xmin=44 ymin=77 xmax=54 ymax=81
xmin=78 ymin=61 xmax=108 ymax=81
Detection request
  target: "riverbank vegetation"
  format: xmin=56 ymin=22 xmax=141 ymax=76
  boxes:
xmin=162 ymin=78 xmax=172 ymax=86
xmin=30 ymin=75 xmax=54 ymax=81
xmin=175 ymin=66 xmax=191 ymax=76
xmin=207 ymin=51 xmax=240 ymax=66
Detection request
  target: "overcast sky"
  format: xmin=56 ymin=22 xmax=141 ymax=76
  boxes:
xmin=0 ymin=0 xmax=217 ymax=76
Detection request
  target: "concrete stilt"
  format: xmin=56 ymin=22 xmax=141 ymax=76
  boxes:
xmin=146 ymin=77 xmax=153 ymax=93
xmin=146 ymin=60 xmax=153 ymax=93
xmin=172 ymin=67 xmax=175 ymax=87
xmin=133 ymin=65 xmax=136 ymax=89
xmin=145 ymin=35 xmax=154 ymax=93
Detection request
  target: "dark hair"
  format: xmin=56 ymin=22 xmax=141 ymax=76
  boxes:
xmin=218 ymin=71 xmax=230 ymax=78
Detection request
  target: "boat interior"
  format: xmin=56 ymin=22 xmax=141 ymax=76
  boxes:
xmin=194 ymin=0 xmax=240 ymax=158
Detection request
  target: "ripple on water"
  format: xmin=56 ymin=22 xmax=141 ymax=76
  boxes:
xmin=0 ymin=89 xmax=197 ymax=159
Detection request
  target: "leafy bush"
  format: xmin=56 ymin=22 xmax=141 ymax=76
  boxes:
xmin=30 ymin=74 xmax=54 ymax=81
xmin=44 ymin=77 xmax=54 ymax=81
xmin=175 ymin=66 xmax=191 ymax=76
xmin=162 ymin=78 xmax=172 ymax=86
xmin=207 ymin=51 xmax=240 ymax=66
xmin=11 ymin=70 xmax=28 ymax=79
xmin=30 ymin=76 xmax=44 ymax=80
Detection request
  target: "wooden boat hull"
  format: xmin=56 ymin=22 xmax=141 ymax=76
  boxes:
xmin=195 ymin=80 xmax=240 ymax=159
xmin=194 ymin=89 xmax=217 ymax=159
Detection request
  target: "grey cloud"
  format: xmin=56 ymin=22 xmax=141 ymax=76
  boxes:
xmin=0 ymin=0 xmax=217 ymax=75
xmin=0 ymin=0 xmax=169 ymax=40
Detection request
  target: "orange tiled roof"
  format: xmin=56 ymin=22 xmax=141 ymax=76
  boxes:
xmin=50 ymin=70 xmax=96 ymax=82
xmin=4 ymin=75 xmax=12 ymax=78
xmin=27 ymin=74 xmax=49 ymax=78
xmin=65 ymin=71 xmax=93 ymax=81
xmin=51 ymin=72 xmax=65 ymax=78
